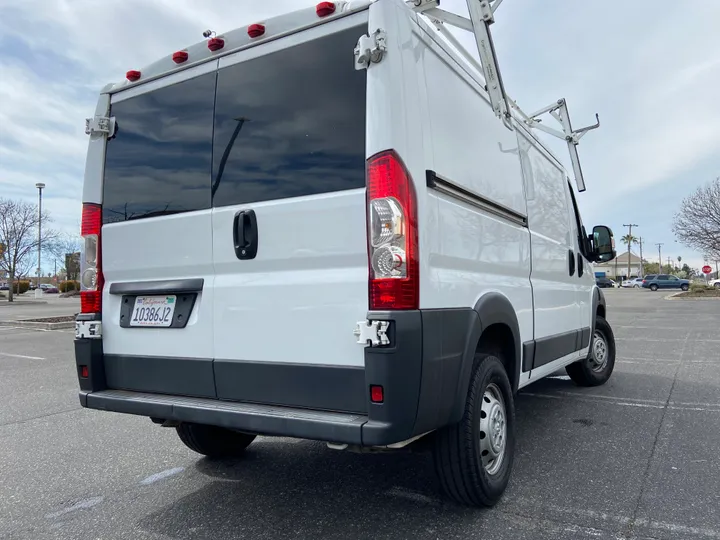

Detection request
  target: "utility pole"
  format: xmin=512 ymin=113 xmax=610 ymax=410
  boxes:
xmin=623 ymin=224 xmax=638 ymax=279
xmin=656 ymin=243 xmax=664 ymax=274
xmin=667 ymin=257 xmax=672 ymax=274
xmin=638 ymin=237 xmax=644 ymax=277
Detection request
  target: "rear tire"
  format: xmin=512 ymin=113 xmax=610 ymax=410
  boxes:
xmin=433 ymin=353 xmax=515 ymax=507
xmin=176 ymin=423 xmax=256 ymax=458
xmin=566 ymin=316 xmax=615 ymax=387
xmin=650 ymin=284 xmax=658 ymax=291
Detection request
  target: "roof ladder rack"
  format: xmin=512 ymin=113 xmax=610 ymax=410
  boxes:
xmin=408 ymin=0 xmax=601 ymax=192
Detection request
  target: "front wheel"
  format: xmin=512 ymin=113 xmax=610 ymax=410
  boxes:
xmin=434 ymin=353 xmax=515 ymax=507
xmin=566 ymin=316 xmax=616 ymax=387
xmin=650 ymin=284 xmax=658 ymax=291
xmin=681 ymin=284 xmax=689 ymax=291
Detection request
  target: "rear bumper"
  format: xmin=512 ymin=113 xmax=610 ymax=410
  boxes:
xmin=75 ymin=309 xmax=479 ymax=446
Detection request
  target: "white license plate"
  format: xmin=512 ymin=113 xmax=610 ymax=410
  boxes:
xmin=130 ymin=296 xmax=177 ymax=327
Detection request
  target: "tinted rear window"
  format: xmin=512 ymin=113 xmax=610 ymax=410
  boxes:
xmin=103 ymin=74 xmax=216 ymax=224
xmin=211 ymin=26 xmax=366 ymax=206
xmin=102 ymin=24 xmax=366 ymax=224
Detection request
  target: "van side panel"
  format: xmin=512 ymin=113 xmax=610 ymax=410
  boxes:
xmin=516 ymin=128 xmax=582 ymax=368
xmin=412 ymin=17 xmax=533 ymax=351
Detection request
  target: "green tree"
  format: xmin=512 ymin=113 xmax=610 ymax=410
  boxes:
xmin=621 ymin=234 xmax=638 ymax=278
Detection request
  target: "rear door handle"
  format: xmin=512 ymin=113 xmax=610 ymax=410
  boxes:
xmin=233 ymin=210 xmax=258 ymax=260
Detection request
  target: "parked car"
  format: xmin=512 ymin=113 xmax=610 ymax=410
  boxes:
xmin=73 ymin=0 xmax=619 ymax=508
xmin=596 ymin=277 xmax=616 ymax=288
xmin=641 ymin=274 xmax=690 ymax=291
xmin=0 ymin=283 xmax=9 ymax=291
xmin=621 ymin=277 xmax=643 ymax=288
xmin=39 ymin=284 xmax=59 ymax=293
xmin=709 ymin=278 xmax=720 ymax=289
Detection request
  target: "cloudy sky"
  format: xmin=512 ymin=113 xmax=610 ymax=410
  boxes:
xmin=1 ymin=0 xmax=718 ymax=272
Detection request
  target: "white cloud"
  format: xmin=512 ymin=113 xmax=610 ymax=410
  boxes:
xmin=1 ymin=0 xmax=718 ymax=271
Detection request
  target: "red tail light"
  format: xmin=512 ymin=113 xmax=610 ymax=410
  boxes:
xmin=126 ymin=70 xmax=141 ymax=82
xmin=316 ymin=2 xmax=336 ymax=17
xmin=80 ymin=203 xmax=103 ymax=314
xmin=207 ymin=37 xmax=224 ymax=51
xmin=172 ymin=51 xmax=189 ymax=64
xmin=370 ymin=385 xmax=384 ymax=403
xmin=248 ymin=23 xmax=265 ymax=38
xmin=366 ymin=151 xmax=418 ymax=310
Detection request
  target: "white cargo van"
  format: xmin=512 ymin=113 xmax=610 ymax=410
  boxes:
xmin=76 ymin=0 xmax=618 ymax=506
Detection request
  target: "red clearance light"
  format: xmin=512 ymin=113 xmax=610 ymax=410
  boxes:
xmin=370 ymin=385 xmax=384 ymax=403
xmin=207 ymin=37 xmax=224 ymax=51
xmin=125 ymin=70 xmax=141 ymax=82
xmin=80 ymin=366 xmax=89 ymax=379
xmin=316 ymin=2 xmax=336 ymax=17
xmin=248 ymin=23 xmax=265 ymax=38
xmin=172 ymin=51 xmax=189 ymax=64
xmin=366 ymin=151 xmax=419 ymax=310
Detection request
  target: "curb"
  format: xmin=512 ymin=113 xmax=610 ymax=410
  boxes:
xmin=665 ymin=292 xmax=720 ymax=301
xmin=0 ymin=301 xmax=49 ymax=307
xmin=0 ymin=320 xmax=75 ymax=331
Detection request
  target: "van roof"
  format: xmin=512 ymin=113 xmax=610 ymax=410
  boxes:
xmin=102 ymin=0 xmax=374 ymax=94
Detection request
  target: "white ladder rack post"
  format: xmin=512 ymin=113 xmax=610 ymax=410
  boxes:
xmin=407 ymin=0 xmax=601 ymax=192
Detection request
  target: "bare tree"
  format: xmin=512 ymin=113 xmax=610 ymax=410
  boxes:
xmin=46 ymin=232 xmax=82 ymax=280
xmin=0 ymin=198 xmax=58 ymax=302
xmin=673 ymin=177 xmax=720 ymax=260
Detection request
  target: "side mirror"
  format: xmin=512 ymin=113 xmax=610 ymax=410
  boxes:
xmin=591 ymin=225 xmax=616 ymax=262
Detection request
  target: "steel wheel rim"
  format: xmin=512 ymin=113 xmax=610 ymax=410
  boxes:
xmin=590 ymin=330 xmax=609 ymax=371
xmin=479 ymin=383 xmax=507 ymax=475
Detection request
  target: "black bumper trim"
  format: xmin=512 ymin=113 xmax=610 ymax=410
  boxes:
xmin=85 ymin=390 xmax=367 ymax=444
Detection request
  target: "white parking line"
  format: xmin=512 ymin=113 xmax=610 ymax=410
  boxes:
xmin=521 ymin=391 xmax=720 ymax=413
xmin=45 ymin=496 xmax=104 ymax=519
xmin=507 ymin=497 xmax=720 ymax=538
xmin=385 ymin=486 xmax=441 ymax=505
xmin=0 ymin=351 xmax=45 ymax=360
xmin=140 ymin=467 xmax=185 ymax=485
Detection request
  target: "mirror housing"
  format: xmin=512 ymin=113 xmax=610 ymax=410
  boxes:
xmin=590 ymin=225 xmax=616 ymax=263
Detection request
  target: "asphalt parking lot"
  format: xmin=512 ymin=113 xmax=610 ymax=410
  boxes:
xmin=1 ymin=290 xmax=719 ymax=540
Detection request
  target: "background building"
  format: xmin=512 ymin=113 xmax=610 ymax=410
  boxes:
xmin=593 ymin=251 xmax=642 ymax=278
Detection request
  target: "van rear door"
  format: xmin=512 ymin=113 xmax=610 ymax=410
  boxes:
xmin=101 ymin=67 xmax=217 ymax=398
xmin=210 ymin=17 xmax=369 ymax=412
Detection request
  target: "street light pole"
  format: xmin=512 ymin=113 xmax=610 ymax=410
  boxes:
xmin=35 ymin=183 xmax=45 ymax=299
xmin=655 ymin=243 xmax=664 ymax=274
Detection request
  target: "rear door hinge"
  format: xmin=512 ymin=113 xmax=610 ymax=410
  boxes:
xmin=85 ymin=115 xmax=116 ymax=137
xmin=354 ymin=320 xmax=390 ymax=347
xmin=354 ymin=29 xmax=387 ymax=70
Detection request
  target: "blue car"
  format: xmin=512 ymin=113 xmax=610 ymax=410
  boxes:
xmin=641 ymin=274 xmax=690 ymax=291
